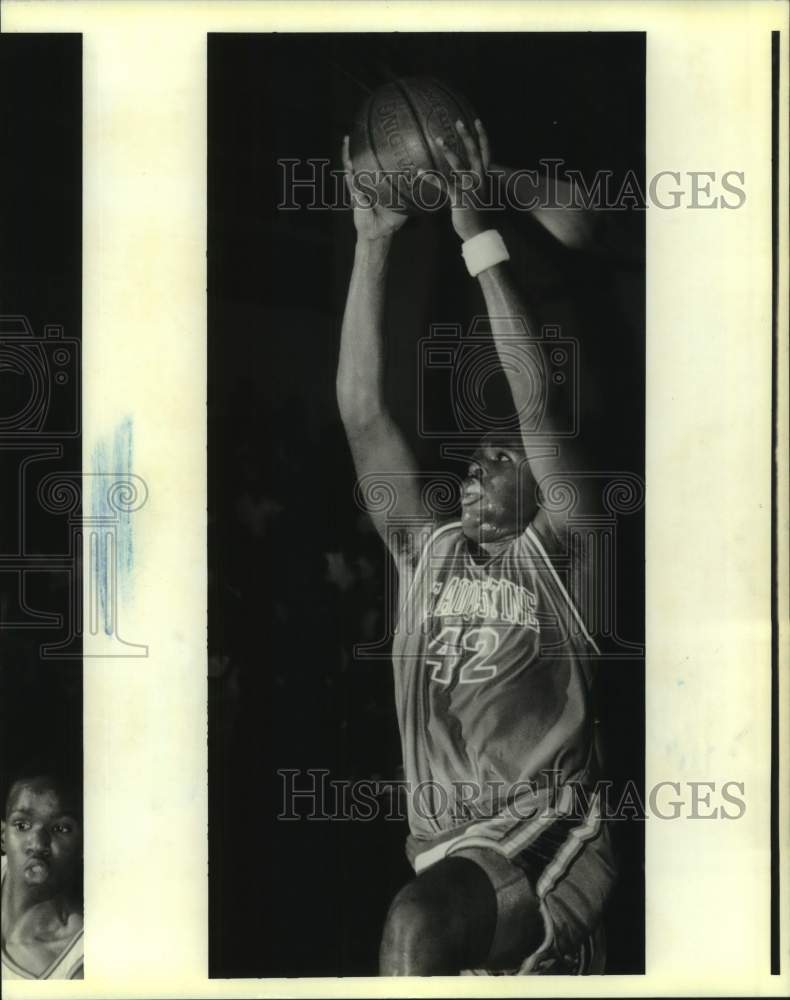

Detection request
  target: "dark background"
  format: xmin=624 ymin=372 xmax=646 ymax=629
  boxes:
xmin=208 ymin=32 xmax=645 ymax=977
xmin=0 ymin=36 xmax=83 ymax=806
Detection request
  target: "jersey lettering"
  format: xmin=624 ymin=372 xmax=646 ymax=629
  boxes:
xmin=427 ymin=624 xmax=500 ymax=685
xmin=431 ymin=574 xmax=539 ymax=630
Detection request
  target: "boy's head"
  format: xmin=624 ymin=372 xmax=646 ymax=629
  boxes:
xmin=460 ymin=432 xmax=539 ymax=542
xmin=1 ymin=763 xmax=83 ymax=897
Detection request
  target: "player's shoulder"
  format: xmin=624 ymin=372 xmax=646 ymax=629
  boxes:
xmin=47 ymin=917 xmax=84 ymax=980
xmin=517 ymin=508 xmax=564 ymax=559
xmin=394 ymin=519 xmax=463 ymax=577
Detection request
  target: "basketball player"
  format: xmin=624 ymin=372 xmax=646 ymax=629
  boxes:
xmin=338 ymin=119 xmax=616 ymax=975
xmin=1 ymin=765 xmax=84 ymax=980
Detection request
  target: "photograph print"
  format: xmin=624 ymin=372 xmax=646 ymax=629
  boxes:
xmin=208 ymin=31 xmax=645 ymax=978
xmin=1 ymin=32 xmax=84 ymax=983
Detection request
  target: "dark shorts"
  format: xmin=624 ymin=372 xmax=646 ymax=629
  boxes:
xmin=447 ymin=805 xmax=617 ymax=974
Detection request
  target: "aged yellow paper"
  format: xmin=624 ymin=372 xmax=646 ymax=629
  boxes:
xmin=1 ymin=1 xmax=787 ymax=997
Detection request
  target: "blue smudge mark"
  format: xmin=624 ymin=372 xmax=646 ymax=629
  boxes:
xmin=113 ymin=416 xmax=134 ymax=600
xmin=91 ymin=417 xmax=134 ymax=635
xmin=91 ymin=437 xmax=111 ymax=634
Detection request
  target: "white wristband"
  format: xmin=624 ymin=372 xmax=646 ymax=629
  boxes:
xmin=461 ymin=229 xmax=510 ymax=277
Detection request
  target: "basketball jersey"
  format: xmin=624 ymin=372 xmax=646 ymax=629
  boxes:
xmin=0 ymin=856 xmax=84 ymax=980
xmin=391 ymin=515 xmax=601 ymax=872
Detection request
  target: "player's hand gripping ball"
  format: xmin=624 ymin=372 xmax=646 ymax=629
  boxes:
xmin=348 ymin=76 xmax=481 ymax=216
xmin=342 ymin=135 xmax=409 ymax=241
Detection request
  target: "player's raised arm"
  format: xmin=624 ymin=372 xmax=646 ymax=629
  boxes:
xmin=431 ymin=121 xmax=596 ymax=537
xmin=337 ymin=138 xmax=427 ymax=566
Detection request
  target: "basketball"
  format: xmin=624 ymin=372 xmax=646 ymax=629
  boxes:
xmin=349 ymin=77 xmax=478 ymax=214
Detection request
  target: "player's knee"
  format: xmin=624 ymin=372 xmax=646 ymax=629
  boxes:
xmin=379 ymin=858 xmax=496 ymax=975
xmin=383 ymin=882 xmax=432 ymax=936
xmin=380 ymin=881 xmax=456 ymax=974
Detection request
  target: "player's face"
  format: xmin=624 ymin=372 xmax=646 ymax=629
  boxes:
xmin=1 ymin=780 xmax=82 ymax=896
xmin=460 ymin=438 xmax=537 ymax=543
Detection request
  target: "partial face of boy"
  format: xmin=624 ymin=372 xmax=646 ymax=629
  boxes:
xmin=2 ymin=777 xmax=82 ymax=896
